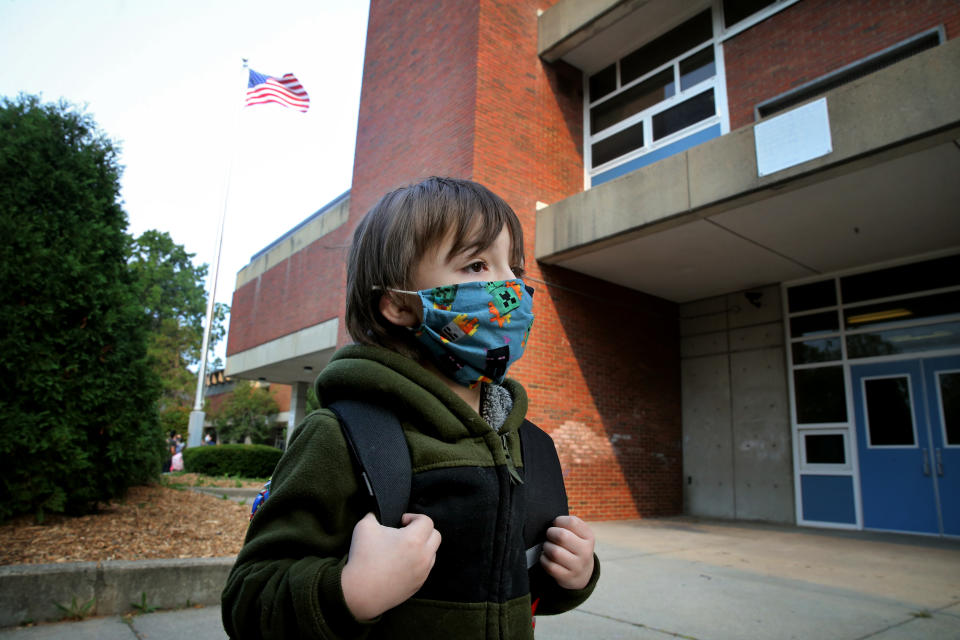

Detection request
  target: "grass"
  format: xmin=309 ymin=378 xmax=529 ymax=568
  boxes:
xmin=130 ymin=591 xmax=157 ymax=615
xmin=160 ymin=472 xmax=267 ymax=491
xmin=53 ymin=595 xmax=96 ymax=621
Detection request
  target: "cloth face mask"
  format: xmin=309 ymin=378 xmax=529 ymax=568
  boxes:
xmin=389 ymin=279 xmax=535 ymax=388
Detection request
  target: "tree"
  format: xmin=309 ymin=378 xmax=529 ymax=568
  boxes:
xmin=212 ymin=381 xmax=281 ymax=445
xmin=0 ymin=94 xmax=161 ymax=521
xmin=127 ymin=230 xmax=228 ymax=431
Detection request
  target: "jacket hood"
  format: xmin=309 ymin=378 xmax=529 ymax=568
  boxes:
xmin=314 ymin=344 xmax=528 ymax=443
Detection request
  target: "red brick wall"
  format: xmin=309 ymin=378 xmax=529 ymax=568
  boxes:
xmin=229 ymin=0 xmax=683 ymax=521
xmin=725 ymin=0 xmax=960 ymax=130
xmin=226 ymin=234 xmax=352 ymax=355
xmin=348 ymin=0 xmax=481 ymax=220
xmin=464 ymin=0 xmax=682 ymax=520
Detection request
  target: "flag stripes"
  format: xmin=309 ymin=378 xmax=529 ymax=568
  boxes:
xmin=246 ymin=69 xmax=310 ymax=112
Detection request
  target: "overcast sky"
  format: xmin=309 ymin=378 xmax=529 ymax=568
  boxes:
xmin=0 ymin=0 xmax=369 ymax=360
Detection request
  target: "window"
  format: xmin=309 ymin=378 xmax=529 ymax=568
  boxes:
xmin=586 ymin=10 xmax=722 ymax=184
xmin=863 ymin=377 xmax=916 ymax=447
xmin=722 ymin=0 xmax=777 ymax=29
xmin=938 ymin=371 xmax=960 ymax=446
xmin=804 ymin=433 xmax=846 ymax=465
xmin=787 ymin=280 xmax=836 ymax=313
xmin=794 ymin=366 xmax=847 ymax=424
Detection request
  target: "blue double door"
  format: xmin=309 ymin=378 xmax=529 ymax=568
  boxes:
xmin=851 ymin=355 xmax=960 ymax=536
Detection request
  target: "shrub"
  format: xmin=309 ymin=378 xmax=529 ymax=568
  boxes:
xmin=0 ymin=95 xmax=163 ymax=521
xmin=183 ymin=444 xmax=281 ymax=479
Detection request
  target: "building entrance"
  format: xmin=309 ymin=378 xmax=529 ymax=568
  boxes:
xmin=851 ymin=355 xmax=960 ymax=536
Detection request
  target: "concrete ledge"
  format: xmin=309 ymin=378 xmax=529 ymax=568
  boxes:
xmin=0 ymin=557 xmax=235 ymax=627
xmin=536 ymin=35 xmax=960 ymax=263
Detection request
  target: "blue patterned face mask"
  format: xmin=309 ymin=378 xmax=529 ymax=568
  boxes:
xmin=386 ymin=280 xmax=534 ymax=388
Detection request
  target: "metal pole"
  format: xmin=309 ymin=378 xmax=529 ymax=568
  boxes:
xmin=188 ymin=58 xmax=249 ymax=448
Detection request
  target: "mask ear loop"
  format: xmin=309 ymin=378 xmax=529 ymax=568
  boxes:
xmin=372 ymin=285 xmax=419 ymax=295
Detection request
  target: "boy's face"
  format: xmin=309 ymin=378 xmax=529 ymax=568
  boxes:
xmin=411 ymin=225 xmax=521 ymax=291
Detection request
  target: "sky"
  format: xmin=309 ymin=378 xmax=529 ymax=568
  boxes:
xmin=0 ymin=0 xmax=370 ymax=361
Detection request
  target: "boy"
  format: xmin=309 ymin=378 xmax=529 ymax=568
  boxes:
xmin=222 ymin=177 xmax=599 ymax=639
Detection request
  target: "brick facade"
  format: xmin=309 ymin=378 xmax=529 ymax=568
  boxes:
xmin=724 ymin=0 xmax=960 ymax=130
xmin=344 ymin=0 xmax=683 ymax=521
xmin=227 ymin=0 xmax=959 ymax=522
xmin=226 ymin=231 xmax=351 ymax=355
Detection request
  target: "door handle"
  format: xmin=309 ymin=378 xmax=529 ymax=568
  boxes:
xmin=936 ymin=448 xmax=943 ymax=477
xmin=922 ymin=448 xmax=930 ymax=476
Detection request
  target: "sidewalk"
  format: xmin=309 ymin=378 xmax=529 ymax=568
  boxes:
xmin=2 ymin=517 xmax=959 ymax=639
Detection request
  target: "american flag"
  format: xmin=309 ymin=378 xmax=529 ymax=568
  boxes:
xmin=245 ymin=69 xmax=310 ymax=112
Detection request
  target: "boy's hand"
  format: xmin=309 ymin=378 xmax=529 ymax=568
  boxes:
xmin=341 ymin=512 xmax=441 ymax=621
xmin=540 ymin=515 xmax=595 ymax=590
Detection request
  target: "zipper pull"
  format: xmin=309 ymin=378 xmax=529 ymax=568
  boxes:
xmin=501 ymin=433 xmax=523 ymax=485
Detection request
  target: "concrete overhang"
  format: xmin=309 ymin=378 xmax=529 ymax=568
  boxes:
xmin=535 ymin=37 xmax=960 ymax=303
xmin=539 ymin=0 xmax=709 ymax=71
xmin=225 ymin=318 xmax=338 ymax=385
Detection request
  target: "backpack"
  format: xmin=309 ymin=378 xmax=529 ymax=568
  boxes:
xmin=250 ymin=399 xmax=568 ymax=569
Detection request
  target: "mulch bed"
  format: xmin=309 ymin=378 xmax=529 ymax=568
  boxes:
xmin=0 ymin=474 xmax=263 ymax=565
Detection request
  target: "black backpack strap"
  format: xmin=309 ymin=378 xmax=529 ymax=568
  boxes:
xmin=519 ymin=420 xmax=569 ymax=568
xmin=328 ymin=399 xmax=411 ymax=529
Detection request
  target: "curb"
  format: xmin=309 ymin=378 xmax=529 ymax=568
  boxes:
xmin=0 ymin=556 xmax=235 ymax=627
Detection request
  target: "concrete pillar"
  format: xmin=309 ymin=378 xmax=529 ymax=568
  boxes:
xmin=287 ymin=381 xmax=309 ymax=447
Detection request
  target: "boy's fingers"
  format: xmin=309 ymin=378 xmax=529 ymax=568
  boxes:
xmin=400 ymin=513 xmax=441 ymax=549
xmin=541 ymin=540 xmax=577 ymax=570
xmin=551 ymin=515 xmax=592 ymax=539
xmin=401 ymin=512 xmax=434 ymax=530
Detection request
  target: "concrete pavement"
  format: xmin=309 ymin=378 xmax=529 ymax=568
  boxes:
xmin=2 ymin=517 xmax=959 ymax=639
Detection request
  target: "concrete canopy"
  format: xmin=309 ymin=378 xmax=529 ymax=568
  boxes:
xmin=535 ymin=36 xmax=960 ymax=303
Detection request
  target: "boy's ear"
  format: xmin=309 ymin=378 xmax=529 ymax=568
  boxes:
xmin=379 ymin=292 xmax=420 ymax=328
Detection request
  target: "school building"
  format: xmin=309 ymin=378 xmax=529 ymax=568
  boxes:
xmin=224 ymin=0 xmax=960 ymax=536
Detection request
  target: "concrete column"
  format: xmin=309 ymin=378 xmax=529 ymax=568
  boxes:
xmin=287 ymin=381 xmax=309 ymax=447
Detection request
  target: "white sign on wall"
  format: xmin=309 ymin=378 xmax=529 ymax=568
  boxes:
xmin=755 ymin=97 xmax=832 ymax=177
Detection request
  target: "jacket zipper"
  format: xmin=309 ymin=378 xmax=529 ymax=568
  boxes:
xmin=501 ymin=432 xmax=523 ymax=485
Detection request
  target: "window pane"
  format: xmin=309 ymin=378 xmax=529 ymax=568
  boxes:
xmin=591 ymin=69 xmax=673 ymax=132
xmin=790 ymin=310 xmax=839 ymax=338
xmin=589 ymin=64 xmax=617 ymax=101
xmin=805 ymin=434 xmax=845 ymax=464
xmin=592 ymin=121 xmax=645 ymax=166
xmin=864 ymin=377 xmax=915 ymax=446
xmin=787 ymin=280 xmax=836 ymax=313
xmin=794 ymin=366 xmax=847 ymax=424
xmin=652 ymin=89 xmax=715 ymax=140
xmin=847 ymin=321 xmax=960 ymax=359
xmin=938 ymin=371 xmax=960 ymax=445
xmin=840 ymin=254 xmax=960 ymax=304
xmin=680 ymin=47 xmax=716 ymax=90
xmin=844 ymin=290 xmax=960 ymax=331
xmin=723 ymin=0 xmax=776 ymax=28
xmin=792 ymin=338 xmax=842 ymax=364
xmin=621 ymin=10 xmax=713 ymax=85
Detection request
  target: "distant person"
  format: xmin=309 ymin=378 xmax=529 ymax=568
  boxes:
xmin=162 ymin=430 xmax=176 ymax=473
xmin=222 ymin=177 xmax=598 ymax=638
xmin=204 ymin=433 xmax=215 ymax=446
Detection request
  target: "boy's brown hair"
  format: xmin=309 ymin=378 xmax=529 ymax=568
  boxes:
xmin=346 ymin=177 xmax=524 ymax=357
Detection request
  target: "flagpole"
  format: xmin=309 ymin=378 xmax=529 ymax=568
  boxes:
xmin=187 ymin=58 xmax=249 ymax=449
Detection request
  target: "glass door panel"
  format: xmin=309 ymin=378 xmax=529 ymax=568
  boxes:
xmin=923 ymin=356 xmax=960 ymax=536
xmin=851 ymin=360 xmax=939 ymax=534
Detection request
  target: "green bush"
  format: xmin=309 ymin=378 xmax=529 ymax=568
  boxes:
xmin=183 ymin=444 xmax=282 ymax=478
xmin=0 ymin=95 xmax=163 ymax=522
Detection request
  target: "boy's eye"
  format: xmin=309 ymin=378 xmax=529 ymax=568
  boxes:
xmin=466 ymin=261 xmax=487 ymax=273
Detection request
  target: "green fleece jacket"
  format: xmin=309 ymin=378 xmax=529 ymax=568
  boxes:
xmin=221 ymin=345 xmax=598 ymax=639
